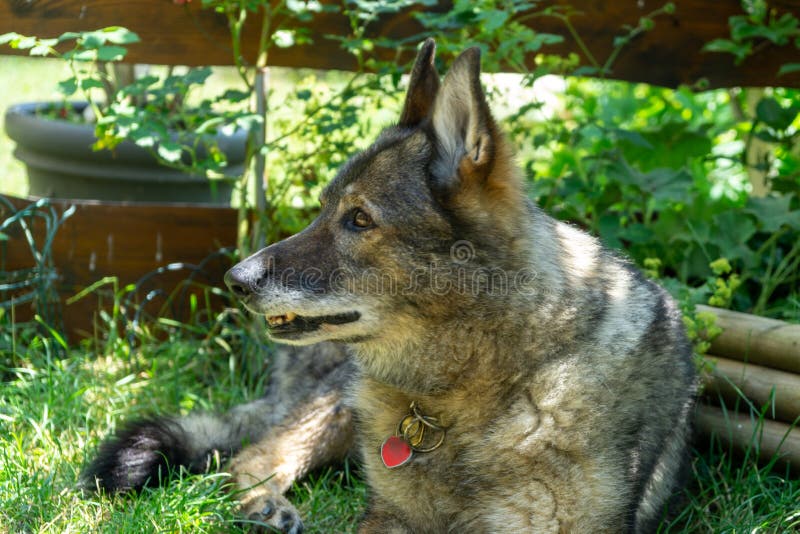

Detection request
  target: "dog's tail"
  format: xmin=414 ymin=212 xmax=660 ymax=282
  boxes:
xmin=79 ymin=411 xmax=255 ymax=493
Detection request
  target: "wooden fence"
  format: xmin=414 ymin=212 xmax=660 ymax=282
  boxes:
xmin=2 ymin=0 xmax=800 ymax=88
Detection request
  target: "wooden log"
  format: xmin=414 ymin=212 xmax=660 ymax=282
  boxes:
xmin=695 ymin=404 xmax=800 ymax=468
xmin=702 ymin=355 xmax=800 ymax=425
xmin=698 ymin=305 xmax=800 ymax=374
xmin=1 ymin=0 xmax=799 ymax=89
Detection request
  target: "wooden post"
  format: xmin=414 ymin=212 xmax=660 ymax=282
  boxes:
xmin=702 ymin=355 xmax=800 ymax=424
xmin=698 ymin=305 xmax=800 ymax=374
xmin=695 ymin=404 xmax=800 ymax=468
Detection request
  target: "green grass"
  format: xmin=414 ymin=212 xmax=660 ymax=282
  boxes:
xmin=667 ymin=446 xmax=800 ymax=532
xmin=2 ymin=329 xmax=799 ymax=533
xmin=0 ymin=332 xmax=366 ymax=533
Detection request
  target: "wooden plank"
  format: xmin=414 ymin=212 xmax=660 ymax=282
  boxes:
xmin=699 ymin=305 xmax=800 ymax=375
xmin=1 ymin=195 xmax=238 ymax=340
xmin=1 ymin=1 xmax=799 ymax=88
xmin=702 ymin=355 xmax=800 ymax=424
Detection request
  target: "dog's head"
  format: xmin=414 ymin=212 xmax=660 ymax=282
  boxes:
xmin=225 ymin=40 xmax=527 ymax=347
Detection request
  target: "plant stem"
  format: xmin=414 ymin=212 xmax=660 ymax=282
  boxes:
xmin=754 ymin=238 xmax=800 ymax=315
xmin=552 ymin=13 xmax=601 ymax=72
xmin=227 ymin=5 xmax=253 ymax=91
xmin=263 ymin=73 xmax=366 ymax=147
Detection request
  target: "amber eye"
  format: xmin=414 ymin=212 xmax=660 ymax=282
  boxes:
xmin=350 ymin=208 xmax=374 ymax=230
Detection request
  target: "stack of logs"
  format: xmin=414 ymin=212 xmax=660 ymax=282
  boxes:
xmin=697 ymin=305 xmax=800 ymax=469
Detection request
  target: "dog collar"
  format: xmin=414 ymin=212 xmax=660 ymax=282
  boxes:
xmin=380 ymin=401 xmax=446 ymax=469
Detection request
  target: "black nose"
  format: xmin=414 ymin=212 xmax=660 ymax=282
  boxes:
xmin=224 ymin=266 xmax=252 ymax=299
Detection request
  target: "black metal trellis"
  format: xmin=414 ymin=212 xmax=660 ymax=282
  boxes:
xmin=123 ymin=247 xmax=236 ymax=349
xmin=0 ymin=195 xmax=74 ymax=339
xmin=2 ymin=195 xmax=245 ymax=355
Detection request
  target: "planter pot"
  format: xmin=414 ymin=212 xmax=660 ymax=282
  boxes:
xmin=4 ymin=102 xmax=246 ymax=204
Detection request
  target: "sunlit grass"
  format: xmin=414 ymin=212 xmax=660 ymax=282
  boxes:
xmin=2 ymin=334 xmax=799 ymax=533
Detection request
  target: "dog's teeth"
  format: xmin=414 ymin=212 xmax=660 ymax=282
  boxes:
xmin=267 ymin=313 xmax=296 ymax=327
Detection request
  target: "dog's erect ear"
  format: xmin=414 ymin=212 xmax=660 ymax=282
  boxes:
xmin=430 ymin=46 xmax=496 ymax=190
xmin=398 ymin=39 xmax=440 ymax=128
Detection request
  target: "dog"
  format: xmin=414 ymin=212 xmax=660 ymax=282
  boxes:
xmin=82 ymin=39 xmax=697 ymax=533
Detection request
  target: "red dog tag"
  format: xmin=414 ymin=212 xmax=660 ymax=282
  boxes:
xmin=380 ymin=436 xmax=413 ymax=469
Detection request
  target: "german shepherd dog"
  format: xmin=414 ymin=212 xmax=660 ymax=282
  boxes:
xmin=82 ymin=40 xmax=697 ymax=533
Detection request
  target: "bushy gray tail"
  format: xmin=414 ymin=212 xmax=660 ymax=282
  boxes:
xmin=80 ymin=343 xmax=352 ymax=494
xmin=79 ymin=412 xmax=249 ymax=493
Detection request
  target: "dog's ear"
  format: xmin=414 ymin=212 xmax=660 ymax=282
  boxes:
xmin=430 ymin=46 xmax=497 ymax=191
xmin=398 ymin=39 xmax=440 ymax=128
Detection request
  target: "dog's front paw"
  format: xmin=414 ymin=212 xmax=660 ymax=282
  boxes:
xmin=241 ymin=495 xmax=304 ymax=534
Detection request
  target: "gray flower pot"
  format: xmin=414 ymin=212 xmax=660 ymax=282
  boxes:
xmin=4 ymin=102 xmax=246 ymax=204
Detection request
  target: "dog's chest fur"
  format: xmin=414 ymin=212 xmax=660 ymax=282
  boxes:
xmin=352 ymin=346 xmax=635 ymax=533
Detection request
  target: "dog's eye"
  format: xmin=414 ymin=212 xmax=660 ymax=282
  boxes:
xmin=349 ymin=208 xmax=374 ymax=230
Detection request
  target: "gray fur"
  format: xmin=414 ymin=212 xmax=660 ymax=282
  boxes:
xmin=225 ymin=41 xmax=697 ymax=532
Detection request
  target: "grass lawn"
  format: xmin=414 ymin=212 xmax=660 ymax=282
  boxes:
xmin=0 ymin=334 xmax=367 ymax=533
xmin=2 ymin=328 xmax=799 ymax=533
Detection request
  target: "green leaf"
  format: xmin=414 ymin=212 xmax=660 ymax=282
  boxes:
xmin=482 ymin=10 xmax=509 ymax=33
xmin=745 ymin=196 xmax=800 ymax=232
xmin=234 ymin=114 xmax=263 ymax=133
xmin=572 ymin=65 xmax=600 ymax=77
xmin=619 ymin=122 xmax=711 ymax=172
xmin=612 ymin=128 xmax=653 ymax=149
xmin=524 ymin=32 xmax=563 ymax=53
xmin=754 ymin=130 xmax=782 ymax=143
xmin=756 ymin=97 xmax=798 ymax=130
xmin=220 ymin=89 xmax=250 ymax=103
xmin=712 ymin=210 xmax=757 ymax=258
xmin=157 ymin=141 xmax=183 ymax=163
xmin=195 ymin=117 xmax=226 ymax=134
xmin=11 ymin=36 xmax=38 ymax=50
xmin=81 ymin=33 xmax=105 ymax=49
xmin=730 ymin=15 xmax=760 ymax=41
xmin=67 ymin=49 xmax=97 ymax=62
xmin=57 ymin=78 xmax=78 ymax=97
xmin=273 ymin=30 xmax=296 ymax=48
xmin=57 ymin=31 xmax=82 ymax=43
xmin=130 ymin=131 xmax=158 ymax=148
xmin=184 ymin=67 xmax=213 ymax=85
xmin=80 ymin=78 xmax=105 ymax=90
xmin=99 ymin=26 xmax=140 ymax=44
xmin=619 ymin=223 xmax=655 ymax=244
xmin=0 ymin=32 xmax=23 ymax=45
xmin=642 ymin=168 xmax=693 ymax=202
xmin=703 ymin=38 xmax=752 ymax=63
xmin=96 ymin=45 xmax=128 ymax=62
xmin=30 ymin=39 xmax=57 ymax=56
xmin=778 ymin=63 xmax=800 ymax=77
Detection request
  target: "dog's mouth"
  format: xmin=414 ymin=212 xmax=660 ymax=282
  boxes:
xmin=265 ymin=311 xmax=361 ymax=339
